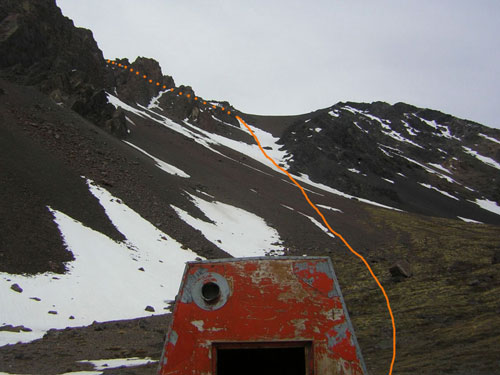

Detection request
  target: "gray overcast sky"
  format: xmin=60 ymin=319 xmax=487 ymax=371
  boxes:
xmin=56 ymin=0 xmax=500 ymax=128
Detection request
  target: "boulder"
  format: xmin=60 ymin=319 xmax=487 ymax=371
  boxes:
xmin=10 ymin=283 xmax=23 ymax=293
xmin=389 ymin=260 xmax=412 ymax=280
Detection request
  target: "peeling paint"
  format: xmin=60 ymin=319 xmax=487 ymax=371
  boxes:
xmin=169 ymin=330 xmax=178 ymax=346
xmin=158 ymin=257 xmax=366 ymax=375
xmin=191 ymin=320 xmax=204 ymax=332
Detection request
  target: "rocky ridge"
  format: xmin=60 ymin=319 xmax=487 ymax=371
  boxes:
xmin=275 ymin=101 xmax=500 ymax=221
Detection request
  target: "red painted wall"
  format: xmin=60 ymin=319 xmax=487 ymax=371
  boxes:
xmin=158 ymin=257 xmax=366 ymax=375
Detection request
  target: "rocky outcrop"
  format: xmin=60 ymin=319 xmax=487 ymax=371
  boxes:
xmin=0 ymin=0 xmax=126 ymax=136
xmin=113 ymin=57 xmax=175 ymax=107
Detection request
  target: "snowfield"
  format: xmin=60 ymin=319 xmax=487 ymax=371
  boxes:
xmin=171 ymin=193 xmax=284 ymax=257
xmin=0 ymin=177 xmax=288 ymax=347
xmin=0 ymin=356 xmax=156 ymax=375
xmin=0 ymin=179 xmax=201 ymax=346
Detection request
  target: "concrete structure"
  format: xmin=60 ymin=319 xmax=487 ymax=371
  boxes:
xmin=158 ymin=257 xmax=367 ymax=375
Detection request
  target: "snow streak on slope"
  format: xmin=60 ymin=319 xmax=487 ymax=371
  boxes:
xmin=416 ymin=116 xmax=461 ymax=140
xmin=79 ymin=357 xmax=156 ymax=371
xmin=294 ymin=173 xmax=403 ymax=211
xmin=148 ymin=89 xmax=168 ymax=111
xmin=472 ymin=199 xmax=500 ymax=216
xmin=107 ymin=92 xmax=292 ymax=172
xmin=395 ymin=153 xmax=459 ymax=184
xmin=0 ymin=180 xmax=200 ymax=346
xmin=457 ymin=217 xmax=483 ymax=224
xmin=316 ymin=204 xmax=343 ymax=213
xmin=462 ymin=146 xmax=500 ymax=170
xmin=171 ymin=193 xmax=284 ymax=257
xmin=479 ymin=133 xmax=500 ymax=145
xmin=123 ymin=141 xmax=190 ymax=178
xmin=298 ymin=212 xmax=335 ymax=239
xmin=107 ymin=93 xmax=151 ymax=119
xmin=342 ymin=106 xmax=423 ymax=148
xmin=418 ymin=183 xmax=460 ymax=201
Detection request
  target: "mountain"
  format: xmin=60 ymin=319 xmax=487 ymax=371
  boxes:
xmin=1 ymin=1 xmax=499 ymax=375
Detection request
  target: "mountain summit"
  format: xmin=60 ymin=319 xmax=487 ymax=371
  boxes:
xmin=1 ymin=1 xmax=499 ymax=374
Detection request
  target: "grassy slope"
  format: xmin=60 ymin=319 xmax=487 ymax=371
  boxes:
xmin=329 ymin=206 xmax=500 ymax=374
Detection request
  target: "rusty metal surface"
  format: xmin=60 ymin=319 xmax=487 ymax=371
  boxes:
xmin=158 ymin=257 xmax=367 ymax=375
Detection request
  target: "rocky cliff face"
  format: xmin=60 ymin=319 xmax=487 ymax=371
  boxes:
xmin=109 ymin=57 xmax=240 ymax=133
xmin=0 ymin=0 xmax=125 ymax=135
xmin=0 ymin=0 xmax=243 ymax=138
xmin=113 ymin=57 xmax=175 ymax=107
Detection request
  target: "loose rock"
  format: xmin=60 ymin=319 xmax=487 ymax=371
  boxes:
xmin=389 ymin=260 xmax=412 ymax=280
xmin=10 ymin=283 xmax=23 ymax=293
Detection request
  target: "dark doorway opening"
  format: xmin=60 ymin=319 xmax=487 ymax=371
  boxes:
xmin=215 ymin=342 xmax=311 ymax=375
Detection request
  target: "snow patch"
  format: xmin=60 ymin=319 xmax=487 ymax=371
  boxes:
xmin=106 ymin=93 xmax=149 ymax=119
xmin=298 ymin=212 xmax=335 ymax=238
xmin=479 ymin=133 xmax=500 ymax=145
xmin=462 ymin=146 xmax=500 ymax=170
xmin=0 ymin=180 xmax=201 ymax=346
xmin=472 ymin=198 xmax=500 ymax=216
xmin=148 ymin=90 xmax=168 ymax=111
xmin=416 ymin=117 xmax=461 ymax=140
xmin=353 ymin=122 xmax=369 ymax=134
xmin=401 ymin=120 xmax=419 ymax=136
xmin=171 ymin=193 xmax=284 ymax=257
xmin=125 ymin=116 xmax=136 ymax=126
xmin=397 ymin=154 xmax=459 ymax=184
xmin=457 ymin=217 xmax=483 ymax=224
xmin=418 ymin=183 xmax=460 ymax=200
xmin=316 ymin=204 xmax=343 ymax=213
xmin=294 ymin=173 xmax=403 ymax=211
xmin=342 ymin=106 xmax=365 ymax=115
xmin=123 ymin=141 xmax=190 ymax=178
xmin=79 ymin=357 xmax=156 ymax=371
xmin=197 ymin=190 xmax=215 ymax=199
xmin=378 ymin=147 xmax=393 ymax=158
xmin=362 ymin=114 xmax=423 ymax=147
xmin=428 ymin=163 xmax=452 ymax=175
xmin=280 ymin=178 xmax=324 ymax=196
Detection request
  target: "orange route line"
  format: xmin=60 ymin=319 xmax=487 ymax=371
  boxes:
xmin=236 ymin=115 xmax=396 ymax=375
xmin=106 ymin=59 xmax=396 ymax=374
xmin=107 ymin=59 xmax=232 ymax=115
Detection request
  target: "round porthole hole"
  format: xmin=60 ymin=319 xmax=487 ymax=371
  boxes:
xmin=201 ymin=282 xmax=220 ymax=303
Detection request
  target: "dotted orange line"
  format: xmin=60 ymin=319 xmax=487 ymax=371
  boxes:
xmin=106 ymin=60 xmax=396 ymax=374
xmin=106 ymin=60 xmax=232 ymax=115
xmin=236 ymin=115 xmax=397 ymax=375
